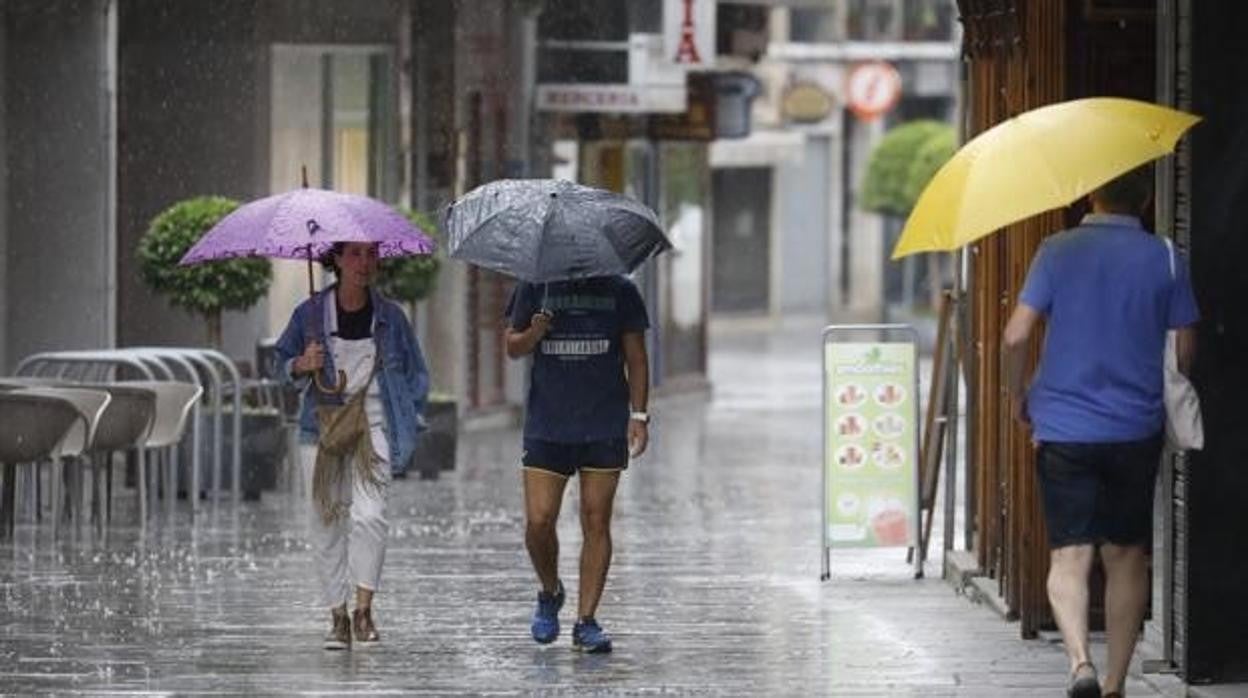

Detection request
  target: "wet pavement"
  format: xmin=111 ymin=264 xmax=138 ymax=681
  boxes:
xmin=1 ymin=316 xmax=1175 ymax=695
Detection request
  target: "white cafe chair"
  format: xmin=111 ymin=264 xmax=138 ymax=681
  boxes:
xmin=116 ymin=381 xmax=203 ymax=516
xmin=14 ymin=387 xmax=111 ymax=534
xmin=0 ymin=392 xmax=82 ymax=537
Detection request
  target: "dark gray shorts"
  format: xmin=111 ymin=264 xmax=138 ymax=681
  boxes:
xmin=1035 ymin=435 xmax=1163 ymax=548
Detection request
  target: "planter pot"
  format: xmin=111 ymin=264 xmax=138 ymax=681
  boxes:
xmin=124 ymin=410 xmax=288 ymax=502
xmin=402 ymin=399 xmax=457 ymax=480
xmin=186 ymin=409 xmax=287 ymax=500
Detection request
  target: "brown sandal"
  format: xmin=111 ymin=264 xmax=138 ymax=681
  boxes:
xmin=352 ymin=606 xmax=380 ymax=645
xmin=1068 ymin=661 xmax=1101 ymax=698
xmin=323 ymin=605 xmax=351 ymax=650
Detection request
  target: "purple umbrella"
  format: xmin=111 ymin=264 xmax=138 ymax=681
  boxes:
xmin=179 ymin=179 xmax=434 ymax=393
xmin=179 ymin=188 xmax=435 ymax=266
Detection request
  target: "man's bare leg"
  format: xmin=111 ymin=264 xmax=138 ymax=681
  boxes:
xmin=524 ymin=468 xmax=569 ymax=593
xmin=1048 ymin=544 xmax=1097 ymax=673
xmin=1100 ymin=543 xmax=1149 ymax=694
xmin=577 ymin=469 xmax=620 ymax=619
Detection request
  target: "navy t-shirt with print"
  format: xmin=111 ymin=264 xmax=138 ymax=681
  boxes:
xmin=507 ymin=276 xmax=650 ymax=443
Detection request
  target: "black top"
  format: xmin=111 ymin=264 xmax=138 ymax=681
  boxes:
xmin=334 ymin=294 xmax=374 ymax=340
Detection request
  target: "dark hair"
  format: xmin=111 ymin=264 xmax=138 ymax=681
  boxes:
xmin=318 ymin=242 xmax=347 ymax=276
xmin=1090 ymin=165 xmax=1153 ymax=214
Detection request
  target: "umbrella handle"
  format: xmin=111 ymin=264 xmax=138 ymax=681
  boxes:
xmin=314 ymin=369 xmax=347 ymax=395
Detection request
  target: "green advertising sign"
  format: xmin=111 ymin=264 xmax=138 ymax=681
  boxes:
xmin=824 ymin=340 xmax=918 ymax=549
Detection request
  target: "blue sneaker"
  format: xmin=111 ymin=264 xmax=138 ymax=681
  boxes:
xmin=572 ymin=617 xmax=613 ymax=653
xmin=530 ymin=580 xmax=564 ymax=644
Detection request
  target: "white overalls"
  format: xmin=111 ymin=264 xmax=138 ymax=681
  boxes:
xmin=302 ymin=333 xmax=391 ymax=609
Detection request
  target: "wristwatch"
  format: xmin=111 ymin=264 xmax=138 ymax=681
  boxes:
xmin=629 ymin=411 xmax=650 ymax=424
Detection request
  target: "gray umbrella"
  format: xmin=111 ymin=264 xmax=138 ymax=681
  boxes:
xmin=444 ymin=179 xmax=672 ymax=283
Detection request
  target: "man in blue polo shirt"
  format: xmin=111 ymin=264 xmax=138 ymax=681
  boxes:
xmin=505 ymin=275 xmax=651 ymax=654
xmin=1003 ymin=166 xmax=1199 ymax=698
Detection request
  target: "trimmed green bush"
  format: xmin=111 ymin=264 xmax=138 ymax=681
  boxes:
xmin=860 ymin=120 xmax=955 ymax=217
xmin=137 ymin=196 xmax=271 ymax=347
xmin=902 ymin=125 xmax=957 ymax=210
xmin=375 ymin=208 xmax=441 ymax=305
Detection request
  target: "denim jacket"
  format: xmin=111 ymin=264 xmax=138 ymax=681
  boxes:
xmin=274 ymin=285 xmax=430 ymax=472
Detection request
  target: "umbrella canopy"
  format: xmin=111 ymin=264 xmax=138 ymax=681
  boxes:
xmin=179 ymin=187 xmax=435 ymax=265
xmin=891 ymin=97 xmax=1201 ymax=259
xmin=444 ymin=179 xmax=671 ymax=283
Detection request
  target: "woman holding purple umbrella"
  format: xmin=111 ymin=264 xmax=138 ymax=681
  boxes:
xmin=274 ymin=241 xmax=430 ymax=651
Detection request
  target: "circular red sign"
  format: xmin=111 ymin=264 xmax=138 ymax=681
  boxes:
xmin=846 ymin=61 xmax=902 ymax=121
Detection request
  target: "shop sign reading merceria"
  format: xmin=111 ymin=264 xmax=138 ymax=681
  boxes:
xmin=536 ymin=83 xmax=686 ymax=114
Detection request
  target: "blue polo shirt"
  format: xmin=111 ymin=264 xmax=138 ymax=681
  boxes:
xmin=1020 ymin=214 xmax=1200 ymax=443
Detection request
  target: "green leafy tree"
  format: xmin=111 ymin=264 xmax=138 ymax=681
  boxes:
xmin=860 ymin=120 xmax=958 ymax=310
xmin=137 ymin=196 xmax=272 ymax=348
xmin=374 ymin=208 xmax=441 ymax=315
xmin=902 ymin=125 xmax=957 ymax=210
xmin=860 ymin=120 xmax=954 ymax=216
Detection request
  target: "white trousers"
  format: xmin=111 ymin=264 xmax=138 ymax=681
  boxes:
xmin=301 ymin=406 xmax=391 ymax=609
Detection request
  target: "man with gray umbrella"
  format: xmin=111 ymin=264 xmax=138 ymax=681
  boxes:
xmin=447 ymin=178 xmax=671 ymax=654
xmin=504 ymin=276 xmax=650 ymax=654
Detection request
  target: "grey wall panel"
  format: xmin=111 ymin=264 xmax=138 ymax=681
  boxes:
xmin=711 ymin=167 xmax=771 ymax=313
xmin=117 ymin=1 xmax=269 ymax=357
xmin=777 ymin=137 xmax=830 ymax=313
xmin=0 ymin=15 xmax=8 ymax=372
xmin=5 ymin=0 xmax=113 ymax=371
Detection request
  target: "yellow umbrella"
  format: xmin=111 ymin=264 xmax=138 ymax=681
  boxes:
xmin=891 ymin=97 xmax=1201 ymax=260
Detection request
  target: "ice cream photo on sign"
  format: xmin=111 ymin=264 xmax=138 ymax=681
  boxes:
xmin=837 ymin=413 xmax=866 ymax=438
xmin=837 ymin=383 xmax=866 ymax=407
xmin=874 ymin=382 xmax=906 ymax=407
xmin=836 ymin=444 xmax=866 ymax=470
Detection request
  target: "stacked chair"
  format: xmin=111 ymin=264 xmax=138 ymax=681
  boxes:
xmin=0 ymin=349 xmax=214 ymax=538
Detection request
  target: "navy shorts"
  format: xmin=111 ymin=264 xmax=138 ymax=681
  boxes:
xmin=1035 ymin=435 xmax=1163 ymax=549
xmin=521 ymin=438 xmax=629 ymax=478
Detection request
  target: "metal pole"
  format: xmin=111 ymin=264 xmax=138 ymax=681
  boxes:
xmin=942 ymin=249 xmax=963 ymax=573
xmin=821 ymin=326 xmax=830 ymax=581
xmin=961 ymin=250 xmax=975 ymax=552
xmin=912 ymin=329 xmax=924 ymax=580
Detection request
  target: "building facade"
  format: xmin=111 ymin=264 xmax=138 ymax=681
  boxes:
xmin=958 ymin=0 xmax=1248 ymax=684
xmin=0 ymin=0 xmax=540 ymax=423
xmin=710 ymin=0 xmax=960 ymax=320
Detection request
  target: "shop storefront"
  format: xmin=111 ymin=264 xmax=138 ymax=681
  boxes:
xmin=955 ymin=0 xmax=1248 ymax=684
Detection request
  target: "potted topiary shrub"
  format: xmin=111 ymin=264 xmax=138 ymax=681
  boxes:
xmin=137 ymin=196 xmax=280 ymax=499
xmin=375 ymin=208 xmax=456 ymax=479
xmin=413 ymin=391 xmax=458 ymax=479
xmin=375 ymin=208 xmax=442 ymax=321
xmin=137 ymin=196 xmax=271 ymax=348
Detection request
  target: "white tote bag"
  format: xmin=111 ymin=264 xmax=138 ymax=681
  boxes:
xmin=1162 ymin=238 xmax=1203 ymax=451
